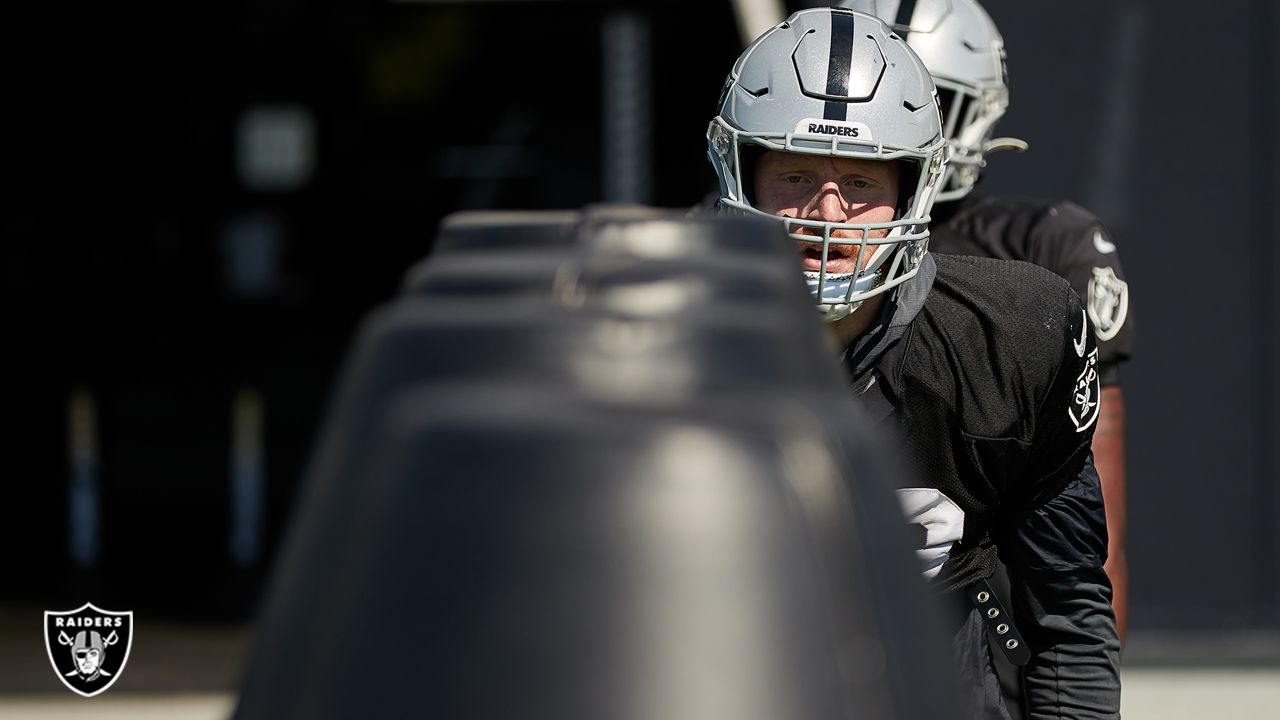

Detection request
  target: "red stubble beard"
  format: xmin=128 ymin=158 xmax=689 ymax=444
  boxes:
xmin=794 ymin=230 xmax=885 ymax=274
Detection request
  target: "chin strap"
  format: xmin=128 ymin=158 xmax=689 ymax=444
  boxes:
xmin=805 ymin=269 xmax=879 ymax=322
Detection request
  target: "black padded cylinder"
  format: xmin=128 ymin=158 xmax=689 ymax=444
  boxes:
xmin=236 ymin=209 xmax=960 ymax=719
xmin=235 ymin=382 xmax=959 ymax=720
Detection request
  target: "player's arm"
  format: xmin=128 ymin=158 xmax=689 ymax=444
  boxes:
xmin=1037 ymin=206 xmax=1134 ymax=646
xmin=1001 ymin=295 xmax=1121 ymax=720
xmin=1093 ymin=383 xmax=1126 ymax=643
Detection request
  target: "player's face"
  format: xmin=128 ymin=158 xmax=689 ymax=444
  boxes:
xmin=753 ymin=152 xmax=900 ymax=274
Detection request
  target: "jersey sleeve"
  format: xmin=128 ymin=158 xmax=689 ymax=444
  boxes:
xmin=1016 ymin=289 xmax=1101 ymax=510
xmin=1029 ymin=203 xmax=1134 ymax=384
xmin=1001 ymin=294 xmax=1121 ymax=718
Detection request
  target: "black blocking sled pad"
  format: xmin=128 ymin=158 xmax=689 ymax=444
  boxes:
xmin=234 ymin=207 xmax=961 ymax=720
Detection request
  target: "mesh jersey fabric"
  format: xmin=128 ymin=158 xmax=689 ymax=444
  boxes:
xmin=929 ymin=194 xmax=1134 ymax=385
xmin=866 ymin=254 xmax=1100 ymax=594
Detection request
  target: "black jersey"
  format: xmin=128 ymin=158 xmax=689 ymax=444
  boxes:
xmin=929 ymin=195 xmax=1133 ymax=385
xmin=850 ymin=254 xmax=1120 ymax=719
xmin=866 ymin=254 xmax=1103 ymax=593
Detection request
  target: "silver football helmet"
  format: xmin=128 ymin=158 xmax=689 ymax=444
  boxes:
xmin=840 ymin=0 xmax=1027 ymax=201
xmin=707 ymin=8 xmax=948 ymax=321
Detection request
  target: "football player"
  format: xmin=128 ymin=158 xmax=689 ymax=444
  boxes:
xmin=839 ymin=0 xmax=1134 ymax=643
xmin=706 ymin=7 xmax=1120 ymax=718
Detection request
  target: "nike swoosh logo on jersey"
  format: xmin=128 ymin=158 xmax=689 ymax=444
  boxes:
xmin=1073 ymin=307 xmax=1088 ymax=357
xmin=1093 ymin=230 xmax=1117 ymax=254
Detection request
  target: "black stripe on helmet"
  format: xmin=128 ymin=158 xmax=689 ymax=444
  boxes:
xmin=894 ymin=0 xmax=919 ymax=38
xmin=823 ymin=11 xmax=856 ymax=120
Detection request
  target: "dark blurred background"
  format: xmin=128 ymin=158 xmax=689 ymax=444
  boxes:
xmin=2 ymin=0 xmax=1276 ymax=674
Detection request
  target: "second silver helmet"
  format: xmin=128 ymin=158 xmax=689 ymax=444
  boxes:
xmin=841 ymin=0 xmax=1026 ymax=201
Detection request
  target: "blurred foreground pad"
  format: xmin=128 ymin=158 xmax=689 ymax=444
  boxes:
xmin=255 ymin=298 xmax=850 ymax=654
xmin=427 ymin=205 xmax=794 ymax=260
xmin=430 ymin=209 xmax=580 ymax=254
xmin=401 ymin=249 xmax=566 ymax=298
xmin=342 ymin=299 xmax=845 ymax=404
xmin=234 ymin=381 xmax=960 ymax=720
xmin=403 ymin=250 xmax=817 ymax=321
xmin=236 ymin=205 xmax=959 ymax=719
xmin=406 ymin=206 xmax=809 ymax=306
xmin=571 ymin=205 xmax=803 ymax=262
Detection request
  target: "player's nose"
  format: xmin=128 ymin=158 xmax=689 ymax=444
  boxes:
xmin=810 ymin=184 xmax=848 ymax=223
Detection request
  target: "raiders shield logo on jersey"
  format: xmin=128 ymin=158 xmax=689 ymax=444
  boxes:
xmin=44 ymin=603 xmax=133 ymax=697
xmin=1087 ymin=267 xmax=1129 ymax=342
xmin=1069 ymin=348 xmax=1101 ymax=433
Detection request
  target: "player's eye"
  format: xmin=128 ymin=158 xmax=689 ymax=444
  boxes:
xmin=783 ymin=174 xmax=807 ymax=185
xmin=846 ymin=178 xmax=872 ymax=189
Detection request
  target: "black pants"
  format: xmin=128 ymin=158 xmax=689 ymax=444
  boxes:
xmin=951 ymin=606 xmax=1026 ymax=720
xmin=948 ymin=564 xmax=1027 ymax=720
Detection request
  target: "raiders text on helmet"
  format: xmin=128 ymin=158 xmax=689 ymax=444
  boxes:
xmin=707 ymin=8 xmax=948 ymax=321
xmin=840 ymin=0 xmax=1027 ymax=201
